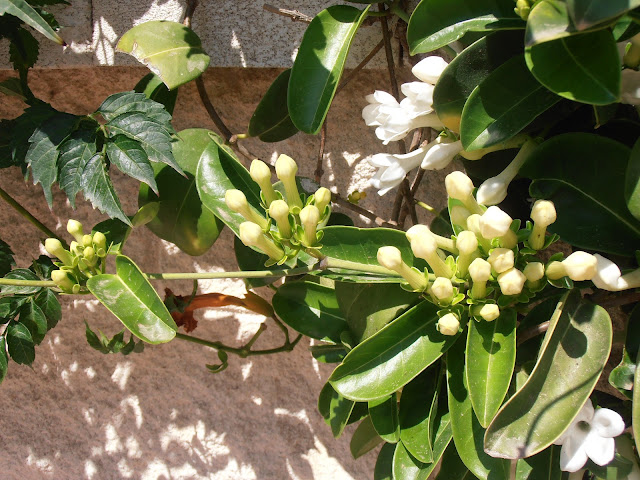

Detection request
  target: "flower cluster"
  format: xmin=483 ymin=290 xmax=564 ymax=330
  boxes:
xmin=45 ymin=220 xmax=108 ymax=293
xmin=376 ymin=171 xmax=600 ymax=335
xmin=227 ymin=155 xmax=331 ymax=265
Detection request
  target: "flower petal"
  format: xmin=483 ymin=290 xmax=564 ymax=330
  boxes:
xmin=560 ymin=431 xmax=590 ymax=472
xmin=584 ymin=433 xmax=615 ymax=467
xmin=591 ymin=408 xmax=625 ymax=438
xmin=412 ymin=56 xmax=448 ymax=84
xmin=421 ymin=139 xmax=462 ymax=170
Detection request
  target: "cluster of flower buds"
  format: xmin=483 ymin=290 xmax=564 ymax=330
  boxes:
xmin=45 ymin=220 xmax=108 ymax=293
xmin=376 ymin=171 xmax=601 ymax=335
xmin=227 ymin=155 xmax=332 ymax=265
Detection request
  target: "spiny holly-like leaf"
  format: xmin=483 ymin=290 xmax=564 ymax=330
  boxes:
xmin=0 ymin=239 xmax=15 ymax=276
xmin=81 ymin=153 xmax=131 ymax=225
xmin=105 ymin=112 xmax=182 ymax=174
xmin=26 ymin=111 xmax=78 ymax=205
xmin=57 ymin=126 xmax=97 ymax=207
xmin=10 ymin=102 xmax=56 ymax=168
xmin=6 ymin=322 xmax=35 ymax=365
xmin=98 ymin=91 xmax=173 ymax=130
xmin=105 ymin=135 xmax=157 ymax=193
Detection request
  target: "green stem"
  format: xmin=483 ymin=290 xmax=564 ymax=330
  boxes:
xmin=0 ymin=185 xmax=67 ymax=247
xmin=0 ymin=278 xmax=56 ymax=287
xmin=175 ymin=331 xmax=300 ymax=357
xmin=144 ymin=264 xmax=319 ymax=281
xmin=322 ymin=257 xmax=400 ymax=276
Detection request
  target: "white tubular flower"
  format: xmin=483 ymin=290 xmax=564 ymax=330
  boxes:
xmin=412 ymin=56 xmax=448 ymax=84
xmin=376 ymin=110 xmax=443 ymax=145
xmin=421 ymin=137 xmax=463 ymax=170
xmin=275 ymin=154 xmax=303 ymax=209
xmin=479 ymin=206 xmax=513 ymax=239
xmin=592 ymin=254 xmax=640 ymax=292
xmin=445 ymin=171 xmax=483 ymax=215
xmin=469 ymin=258 xmax=492 ymax=299
xmin=269 ymin=200 xmax=292 ymax=238
xmin=406 ymin=224 xmax=457 ymax=253
xmin=476 ymin=139 xmax=537 ymax=206
xmin=497 ymin=268 xmax=526 ymax=296
xmin=554 ymin=399 xmax=625 ymax=472
xmin=368 ymin=147 xmax=426 ymax=196
xmin=410 ymin=232 xmax=453 ymax=278
xmin=437 ymin=313 xmax=460 ymax=336
xmin=363 ymin=90 xmax=400 ymax=126
xmin=474 ymin=304 xmax=500 ymax=322
xmin=239 ymin=222 xmax=284 ymax=261
xmin=250 ymin=160 xmax=278 ymax=207
xmin=488 ymin=248 xmax=515 ymax=274
xmin=400 ymin=82 xmax=435 ymax=118
xmin=377 ymin=246 xmax=428 ymax=291
xmin=466 ymin=214 xmax=491 ymax=252
xmin=546 ymin=252 xmax=598 ymax=281
xmin=430 ymin=277 xmax=454 ymax=303
xmin=225 ymin=189 xmax=268 ymax=229
xmin=455 ymin=230 xmax=479 ymax=278
xmin=529 ymin=200 xmax=557 ymax=250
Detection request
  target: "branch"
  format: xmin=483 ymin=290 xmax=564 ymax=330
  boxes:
xmin=335 ymin=40 xmax=384 ymax=96
xmin=263 ymin=4 xmax=312 ymax=23
xmin=315 ymin=121 xmax=327 ymax=183
xmin=333 ymin=193 xmax=397 ymax=228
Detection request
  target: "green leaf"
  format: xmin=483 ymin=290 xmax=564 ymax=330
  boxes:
xmin=521 ymin=133 xmax=640 ymax=256
xmin=588 ymin=450 xmax=634 ymax=479
xmin=98 ymin=91 xmax=173 ymax=128
xmin=435 ymin=443 xmax=477 ymax=480
xmin=116 ymin=21 xmax=209 ymax=90
xmin=335 ymin=282 xmax=418 ymax=343
xmin=369 ymin=393 xmax=400 ymax=443
xmin=310 ymin=343 xmax=347 ymax=364
xmin=106 ymin=135 xmax=157 ymax=192
xmin=407 ymin=0 xmax=524 ymax=54
xmin=447 ymin=335 xmax=511 ymax=480
xmin=485 ymin=291 xmax=612 ymax=459
xmin=433 ymin=30 xmax=524 ymax=133
xmin=248 ymin=69 xmax=298 ymax=142
xmin=626 ymin=137 xmax=640 ymax=221
xmin=26 ymin=112 xmax=78 ymax=205
xmin=0 ymin=0 xmax=64 ymax=44
xmin=105 ymin=112 xmax=180 ymax=173
xmin=350 ymin=416 xmax=384 ymax=459
xmin=10 ymin=102 xmax=56 ymax=168
xmin=466 ymin=309 xmax=517 ymax=428
xmin=6 ymin=322 xmax=35 ymax=365
xmin=633 ymin=361 xmax=640 ymax=453
xmin=84 ymin=321 xmax=109 ymax=353
xmin=0 ymin=337 xmax=8 ymax=384
xmin=515 ymin=445 xmax=565 ymax=480
xmin=525 ymin=29 xmax=620 ymax=105
xmin=525 ymin=0 xmax=582 ymax=46
xmin=92 ymin=218 xmax=130 ymax=254
xmin=134 ymin=73 xmax=178 ymax=115
xmin=0 ymin=239 xmax=15 ymax=276
xmin=81 ymin=153 xmax=131 ymax=226
xmin=87 ymin=255 xmax=177 ymax=344
xmin=272 ymin=281 xmax=346 ymax=342
xmin=567 ymin=0 xmax=640 ymax=30
xmin=196 ymin=140 xmax=264 ymax=237
xmin=318 ymin=382 xmax=355 ymax=438
xmin=57 ymin=127 xmax=97 ymax=207
xmin=374 ymin=442 xmax=396 ymax=480
xmin=329 ymin=301 xmax=458 ymax=401
xmin=610 ymin=304 xmax=640 ymax=396
xmin=1 ymin=268 xmax=41 ymax=295
xmin=288 ymin=5 xmax=370 ymax=134
xmin=460 ymin=55 xmax=559 ymax=151
xmin=139 ymin=128 xmax=223 ymax=256
xmin=392 ymin=441 xmax=430 ymax=480
xmin=19 ymin=299 xmax=46 ymax=345
xmin=9 ymin=27 xmax=38 ymax=71
xmin=35 ymin=289 xmax=60 ymax=330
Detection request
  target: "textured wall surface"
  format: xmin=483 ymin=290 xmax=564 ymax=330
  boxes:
xmin=0 ymin=58 xmax=454 ymax=480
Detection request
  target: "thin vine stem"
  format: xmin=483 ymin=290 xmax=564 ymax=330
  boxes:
xmin=175 ymin=330 xmax=301 ymax=357
xmin=145 ymin=264 xmax=320 ymax=281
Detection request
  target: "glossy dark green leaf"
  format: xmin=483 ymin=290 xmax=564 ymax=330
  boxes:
xmin=335 ymin=282 xmax=418 ymax=342
xmin=448 ymin=336 xmax=511 ymax=480
xmin=19 ymin=299 xmax=46 ymax=345
xmin=92 ymin=218 xmax=130 ymax=254
xmin=460 ymin=54 xmax=558 ymax=150
xmin=106 ymin=135 xmax=157 ymax=192
xmin=435 ymin=442 xmax=476 ymax=480
xmin=6 ymin=322 xmax=34 ymax=365
xmin=139 ymin=128 xmax=223 ymax=256
xmin=288 ymin=5 xmax=370 ymax=134
xmin=26 ymin=112 xmax=77 ymax=205
xmin=610 ymin=304 xmax=640 ymax=396
xmin=330 ymin=301 xmax=457 ymax=401
xmin=57 ymin=127 xmax=97 ymax=207
xmin=0 ymin=0 xmax=64 ymax=44
xmin=515 ymin=445 xmax=565 ymax=480
xmin=369 ymin=393 xmax=400 ymax=443
xmin=248 ymin=69 xmax=298 ymax=142
xmin=310 ymin=343 xmax=347 ymax=364
xmin=1 ymin=268 xmax=41 ymax=295
xmin=81 ymin=153 xmax=131 ymax=226
xmin=525 ymin=29 xmax=620 ymax=105
xmin=374 ymin=442 xmax=396 ymax=480
xmin=134 ymin=74 xmax=178 ymax=115
xmin=0 ymin=239 xmax=14 ymax=277
xmin=407 ymin=0 xmax=524 ymax=54
xmin=485 ymin=291 xmax=612 ymax=459
xmin=87 ymin=255 xmax=177 ymax=344
xmin=567 ymin=0 xmax=640 ymax=30
xmin=272 ymin=281 xmax=346 ymax=342
xmin=521 ymin=134 xmax=640 ymax=256
xmin=466 ymin=309 xmax=517 ymax=427
xmin=318 ymin=382 xmax=355 ymax=438
xmin=433 ymin=30 xmax=524 ymax=133
xmin=626 ymin=137 xmax=640 ymax=221
xmin=392 ymin=441 xmax=429 ymax=480
xmin=350 ymin=416 xmax=384 ymax=459
xmin=0 ymin=337 xmax=7 ymax=384
xmin=35 ymin=289 xmax=60 ymax=330
xmin=588 ymin=450 xmax=634 ymax=479
xmin=526 ymin=0 xmax=580 ymax=46
xmin=117 ymin=21 xmax=209 ymax=90
xmin=196 ymin=140 xmax=264 ymax=237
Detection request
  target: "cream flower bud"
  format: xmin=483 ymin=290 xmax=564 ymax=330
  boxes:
xmin=420 ymin=138 xmax=463 ymax=171
xmin=488 ymin=248 xmax=515 ymax=274
xmin=412 ymin=56 xmax=448 ymax=84
xmin=430 ymin=277 xmax=454 ymax=302
xmin=406 ymin=224 xmax=457 ymax=253
xmin=275 ymin=154 xmax=302 ymax=208
xmin=314 ymin=187 xmax=332 ymax=213
xmin=523 ymin=262 xmax=545 ymax=283
xmin=563 ymin=252 xmax=598 ymax=281
xmin=239 ymin=222 xmax=284 ymax=261
xmin=92 ymin=231 xmax=107 ymax=256
xmin=437 ymin=313 xmax=460 ymax=336
xmin=225 ymin=189 xmax=268 ymax=229
xmin=480 ymin=206 xmax=513 ymax=239
xmin=498 ymin=268 xmax=526 ymax=296
xmin=591 ymin=254 xmax=629 ymax=291
xmin=67 ymin=219 xmax=84 ymax=243
xmin=529 ymin=200 xmax=557 ymax=250
xmin=44 ymin=238 xmax=73 ymax=266
xmin=377 ymin=246 xmax=427 ymax=291
xmin=82 ymin=234 xmax=93 ymax=247
xmin=455 ymin=231 xmax=479 ymax=278
xmin=474 ymin=304 xmax=500 ymax=322
xmin=445 ymin=171 xmax=483 ymax=215
xmin=269 ymin=200 xmax=292 ymax=238
xmin=250 ymin=160 xmax=278 ymax=207
xmin=406 ymin=224 xmax=430 ymax=243
xmin=300 ymin=205 xmax=320 ymax=247
xmin=410 ymin=232 xmax=453 ymax=278
xmin=83 ymin=246 xmax=95 ymax=262
xmin=466 ymin=214 xmax=491 ymax=252
xmin=469 ymin=258 xmax=491 ymax=299
xmin=51 ymin=269 xmax=74 ymax=292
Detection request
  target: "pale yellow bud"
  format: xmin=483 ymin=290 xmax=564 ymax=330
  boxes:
xmin=92 ymin=231 xmax=107 ymax=256
xmin=51 ymin=269 xmax=74 ymax=292
xmin=44 ymin=238 xmax=73 ymax=265
xmin=83 ymin=246 xmax=95 ymax=262
xmin=445 ymin=171 xmax=483 ymax=215
xmin=529 ymin=200 xmax=557 ymax=250
xmin=479 ymin=206 xmax=512 ymax=239
xmin=377 ymin=246 xmax=427 ymax=291
xmin=300 ymin=205 xmax=321 ymax=247
xmin=430 ymin=277 xmax=454 ymax=302
xmin=407 ymin=224 xmax=457 ymax=253
xmin=250 ymin=160 xmax=278 ymax=207
xmin=239 ymin=222 xmax=284 ymax=261
xmin=488 ymin=248 xmax=515 ymax=274
xmin=475 ymin=304 xmax=500 ymax=321
xmin=563 ymin=251 xmax=598 ymax=281
xmin=66 ymin=219 xmax=84 ymax=243
xmin=498 ymin=268 xmax=526 ymax=296
xmin=469 ymin=258 xmax=491 ymax=283
xmin=314 ymin=187 xmax=332 ymax=213
xmin=225 ymin=189 xmax=268 ymax=229
xmin=456 ymin=231 xmax=478 ymax=255
xmin=406 ymin=224 xmax=430 ymax=243
xmin=82 ymin=234 xmax=93 ymax=247
xmin=410 ymin=233 xmax=453 ymax=278
xmin=269 ymin=200 xmax=292 ymax=238
xmin=275 ymin=154 xmax=302 ymax=208
xmin=438 ymin=313 xmax=460 ymax=336
xmin=523 ymin=262 xmax=545 ymax=283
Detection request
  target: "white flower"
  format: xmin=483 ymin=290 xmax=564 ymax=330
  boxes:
xmin=479 ymin=206 xmax=513 ymax=239
xmin=421 ymin=137 xmax=463 ymax=170
xmin=400 ymin=82 xmax=434 ymax=118
xmin=362 ymin=90 xmax=400 ymax=126
xmin=554 ymin=399 xmax=625 ymax=472
xmin=368 ymin=147 xmax=425 ymax=195
xmin=592 ymin=254 xmax=640 ymax=291
xmin=412 ymin=56 xmax=448 ymax=84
